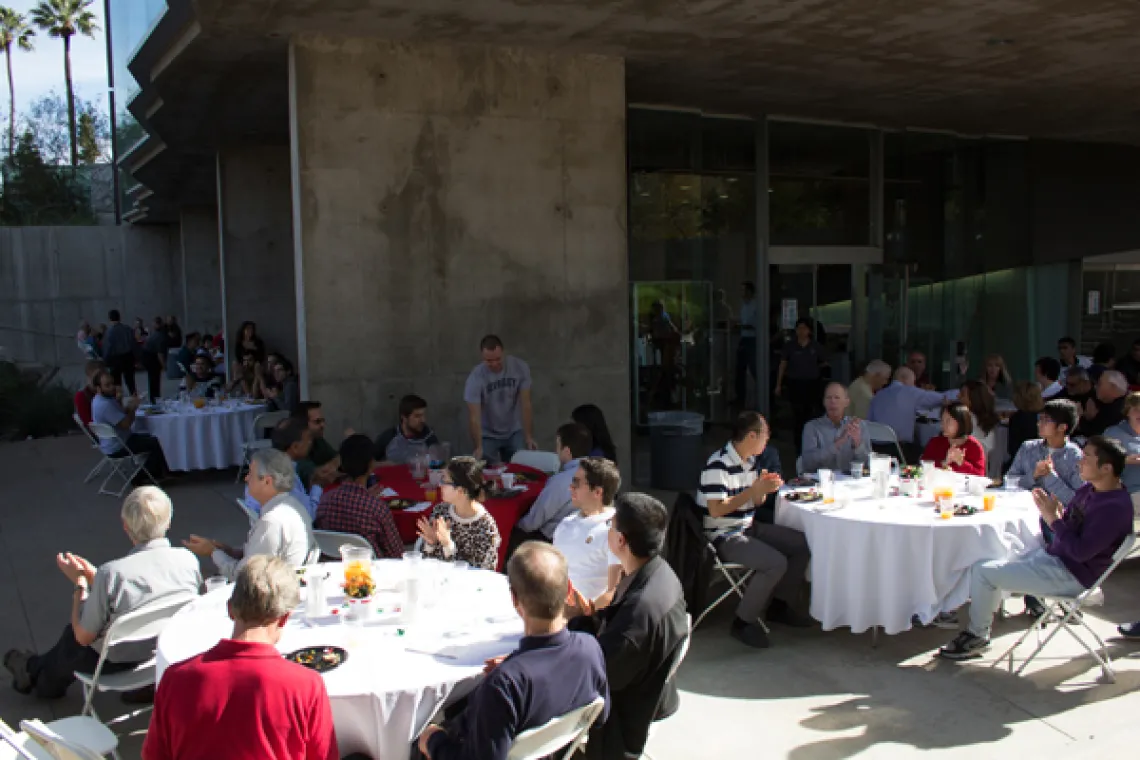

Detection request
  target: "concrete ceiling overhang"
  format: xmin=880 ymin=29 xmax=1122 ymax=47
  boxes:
xmin=124 ymin=0 xmax=1140 ymax=220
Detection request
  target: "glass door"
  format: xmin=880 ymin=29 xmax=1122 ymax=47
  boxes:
xmin=772 ymin=264 xmax=855 ymax=384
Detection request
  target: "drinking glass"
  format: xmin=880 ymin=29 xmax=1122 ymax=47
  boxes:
xmin=1004 ymin=474 xmax=1019 ymax=491
xmin=983 ymin=494 xmax=997 ymax=511
xmin=849 ymin=461 xmax=864 ymax=479
xmin=817 ymin=469 xmax=834 ymax=500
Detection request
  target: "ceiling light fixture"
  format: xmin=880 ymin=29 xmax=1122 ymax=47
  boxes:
xmin=986 ymin=37 xmax=1015 ymax=46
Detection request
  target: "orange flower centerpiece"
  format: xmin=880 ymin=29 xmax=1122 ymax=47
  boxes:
xmin=341 ymin=546 xmax=375 ymax=625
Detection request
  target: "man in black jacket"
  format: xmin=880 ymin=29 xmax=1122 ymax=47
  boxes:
xmin=571 ymin=492 xmax=688 ymax=760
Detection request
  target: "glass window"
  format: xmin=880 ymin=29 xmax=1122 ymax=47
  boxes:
xmin=769 ymin=121 xmax=872 ymax=246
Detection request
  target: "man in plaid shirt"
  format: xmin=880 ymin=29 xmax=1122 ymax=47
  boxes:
xmin=314 ymin=435 xmax=403 ymax=558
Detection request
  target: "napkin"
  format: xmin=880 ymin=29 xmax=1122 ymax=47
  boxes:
xmin=405 ymin=501 xmax=434 ymax=514
xmin=379 ymin=487 xmax=398 ymax=498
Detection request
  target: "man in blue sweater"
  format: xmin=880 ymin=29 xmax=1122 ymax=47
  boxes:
xmin=939 ymin=436 xmax=1134 ymax=660
xmin=416 ymin=541 xmax=609 ymax=760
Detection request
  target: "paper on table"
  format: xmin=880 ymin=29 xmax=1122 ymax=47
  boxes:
xmin=405 ymin=502 xmax=434 ymax=513
xmin=380 ymin=487 xmax=398 ymax=498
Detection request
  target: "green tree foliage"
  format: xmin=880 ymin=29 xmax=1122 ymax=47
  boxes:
xmin=0 ymin=7 xmax=35 ymax=160
xmin=31 ymin=0 xmax=97 ymax=166
xmin=0 ymin=130 xmax=94 ymax=224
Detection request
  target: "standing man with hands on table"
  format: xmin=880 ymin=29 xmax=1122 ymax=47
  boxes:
xmin=465 ymin=335 xmax=537 ymax=463
xmin=697 ymin=411 xmax=813 ymax=649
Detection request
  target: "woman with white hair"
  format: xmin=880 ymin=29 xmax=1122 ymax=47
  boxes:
xmin=3 ymin=486 xmax=201 ymax=699
xmin=184 ymin=449 xmax=319 ymax=579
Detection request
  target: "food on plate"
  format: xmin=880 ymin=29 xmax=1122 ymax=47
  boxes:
xmin=484 ymin=486 xmax=522 ymax=500
xmin=900 ymin=465 xmax=923 ymax=480
xmin=511 ymin=471 xmax=538 ymax=484
xmin=785 ymin=489 xmax=823 ymax=503
xmin=285 ymin=646 xmax=347 ymax=673
xmin=386 ymin=498 xmax=414 ymax=510
xmin=786 ymin=477 xmax=815 ymax=488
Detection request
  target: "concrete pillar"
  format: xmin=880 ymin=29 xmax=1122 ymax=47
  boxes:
xmin=217 ymin=146 xmax=297 ymax=368
xmin=289 ymin=37 xmax=630 ymax=465
xmin=179 ymin=206 xmax=222 ymax=335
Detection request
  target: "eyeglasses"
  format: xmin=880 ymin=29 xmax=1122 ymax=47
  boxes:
xmin=570 ymin=477 xmax=585 ymax=488
xmin=441 ymin=479 xmax=455 ymax=487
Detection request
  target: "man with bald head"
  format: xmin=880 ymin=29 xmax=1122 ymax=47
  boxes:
xmin=801 ymin=383 xmax=872 ymax=473
xmin=869 ymin=366 xmax=948 ymax=462
xmin=415 ymin=542 xmax=608 ymax=760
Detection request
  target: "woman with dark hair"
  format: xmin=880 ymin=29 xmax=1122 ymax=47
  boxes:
xmin=921 ymin=402 xmax=986 ymax=476
xmin=417 ymin=456 xmax=501 ymax=570
xmin=959 ymin=380 xmax=1000 ymax=465
xmin=233 ymin=321 xmax=266 ymax=362
xmin=572 ymin=403 xmax=618 ymax=464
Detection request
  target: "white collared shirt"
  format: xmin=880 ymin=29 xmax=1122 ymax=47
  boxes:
xmin=1041 ymin=381 xmax=1063 ymax=399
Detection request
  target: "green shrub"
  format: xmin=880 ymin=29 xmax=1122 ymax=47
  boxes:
xmin=0 ymin=361 xmax=74 ymax=440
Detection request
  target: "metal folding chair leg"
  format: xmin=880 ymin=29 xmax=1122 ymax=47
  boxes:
xmin=993 ymin=600 xmax=1116 ymax=683
xmin=83 ymin=458 xmax=108 ymax=484
xmin=694 ymin=570 xmax=753 ymax=630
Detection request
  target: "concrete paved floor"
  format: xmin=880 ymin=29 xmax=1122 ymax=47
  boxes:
xmin=1 ymin=434 xmax=1138 ymax=759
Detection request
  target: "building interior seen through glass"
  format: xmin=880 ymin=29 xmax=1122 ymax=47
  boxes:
xmin=627 ymin=107 xmax=1069 ymax=431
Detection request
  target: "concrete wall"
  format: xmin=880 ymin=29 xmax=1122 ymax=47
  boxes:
xmin=217 ymin=146 xmax=297 ymax=365
xmin=179 ymin=206 xmax=223 ymax=335
xmin=0 ymin=224 xmax=180 ymax=385
xmin=290 ymin=37 xmax=630 ymax=466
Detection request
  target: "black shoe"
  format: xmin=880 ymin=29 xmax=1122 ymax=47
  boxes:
xmin=1024 ymin=595 xmax=1048 ymax=621
xmin=766 ymin=603 xmax=814 ymax=628
xmin=3 ymin=649 xmax=33 ymax=695
xmin=730 ymin=617 xmax=771 ymax=649
xmin=937 ymin=631 xmax=990 ymax=661
xmin=1118 ymin=620 xmax=1140 ymax=640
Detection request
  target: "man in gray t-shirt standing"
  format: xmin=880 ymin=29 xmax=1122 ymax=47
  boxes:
xmin=464 ymin=334 xmax=537 ymax=463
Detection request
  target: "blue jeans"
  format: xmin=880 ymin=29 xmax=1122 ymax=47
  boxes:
xmin=482 ymin=431 xmax=525 ymax=465
xmin=966 ymin=548 xmax=1085 ymax=638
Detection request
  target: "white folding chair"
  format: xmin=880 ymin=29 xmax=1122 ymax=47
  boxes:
xmin=313 ymin=530 xmax=373 ymax=560
xmin=992 ymin=533 xmax=1137 ymax=683
xmin=73 ymin=415 xmax=108 ymax=484
xmin=86 ymin=424 xmax=155 ymax=498
xmin=864 ymin=421 xmax=908 ymax=464
xmin=643 ymin=614 xmax=693 ymax=760
xmin=510 ymin=450 xmax=561 ymax=475
xmin=18 ymin=718 xmax=116 ymax=760
xmin=73 ymin=594 xmax=195 ymax=731
xmin=236 ymin=410 xmax=290 ymax=482
xmin=695 ymin=551 xmax=767 ymax=633
xmin=0 ymin=719 xmax=50 ymax=760
xmin=234 ymin=497 xmax=259 ymax=529
xmin=506 ymin=695 xmax=606 ymax=760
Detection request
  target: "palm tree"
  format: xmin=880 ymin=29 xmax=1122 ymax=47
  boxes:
xmin=31 ymin=0 xmax=97 ymax=166
xmin=0 ymin=8 xmax=34 ymax=160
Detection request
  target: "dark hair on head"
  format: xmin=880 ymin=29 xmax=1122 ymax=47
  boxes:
xmin=271 ymin=416 xmax=308 ymax=452
xmin=507 ymin=542 xmax=568 ymax=621
xmin=1035 ymin=356 xmax=1061 ymax=382
xmin=398 ymin=394 xmax=428 ymax=420
xmin=480 ymin=335 xmax=504 ymax=352
xmin=240 ymin=349 xmax=258 ymax=362
xmin=92 ymin=369 xmax=112 ymax=387
xmin=794 ymin=317 xmax=813 ymax=330
xmin=293 ymin=401 xmax=322 ymax=420
xmin=185 ymin=331 xmax=201 ymax=344
xmin=578 ymin=457 xmax=621 ymax=504
xmin=274 ymin=358 xmax=294 ymax=375
xmin=1058 ymin=336 xmax=1076 ymax=348
xmin=1066 ymin=367 xmax=1090 ymax=383
xmin=1085 ymin=435 xmax=1126 ymax=477
xmin=83 ymin=359 xmax=104 ymax=378
xmin=731 ymin=411 xmax=766 ymax=442
xmin=572 ymin=404 xmax=617 ymax=463
xmin=108 ymin=309 xmax=121 ymax=322
xmin=961 ymin=380 xmax=999 ymax=434
xmin=445 ymin=456 xmax=485 ymax=501
xmin=743 ymin=281 xmax=756 ymax=295
xmin=1040 ymin=398 xmax=1079 ymax=434
xmin=1093 ymin=342 xmax=1117 ymax=364
xmin=613 ymin=492 xmax=668 ymax=559
xmin=153 ymin=316 xmax=165 ymax=328
xmin=556 ymin=422 xmax=593 ymax=459
xmin=339 ymin=434 xmax=375 ymax=479
xmin=941 ymin=401 xmax=974 ymax=437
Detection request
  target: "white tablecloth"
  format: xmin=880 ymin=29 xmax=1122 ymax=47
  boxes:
xmin=134 ymin=403 xmax=264 ymax=472
xmin=156 ymin=560 xmax=523 ymax=760
xmin=776 ymin=487 xmax=1042 ymax=636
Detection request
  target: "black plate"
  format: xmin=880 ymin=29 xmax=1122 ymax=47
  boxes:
xmin=786 ymin=490 xmax=822 ymax=503
xmin=485 ymin=486 xmax=523 ymax=499
xmin=285 ymin=646 xmax=348 ymax=673
xmin=386 ymin=498 xmax=415 ymax=510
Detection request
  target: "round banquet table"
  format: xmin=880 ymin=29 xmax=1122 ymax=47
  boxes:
xmin=156 ymin=560 xmax=523 ymax=760
xmin=133 ymin=402 xmax=265 ymax=472
xmin=775 ymin=486 xmax=1043 ymax=636
xmin=370 ymin=463 xmax=548 ymax=570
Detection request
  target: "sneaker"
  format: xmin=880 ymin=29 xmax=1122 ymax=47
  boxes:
xmin=3 ymin=649 xmax=33 ymax=695
xmin=1024 ymin=595 xmax=1048 ymax=621
xmin=730 ymin=618 xmax=771 ymax=649
xmin=937 ymin=631 xmax=990 ymax=661
xmin=1118 ymin=621 xmax=1140 ymax=639
xmin=932 ymin=611 xmax=959 ymax=629
xmin=766 ymin=602 xmax=814 ymax=628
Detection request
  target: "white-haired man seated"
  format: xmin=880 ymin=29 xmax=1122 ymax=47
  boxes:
xmin=184 ymin=449 xmax=319 ymax=579
xmin=3 ymin=486 xmax=201 ymax=699
xmin=848 ymin=360 xmax=891 ymax=420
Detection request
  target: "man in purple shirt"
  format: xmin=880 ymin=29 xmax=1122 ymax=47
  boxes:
xmin=938 ymin=436 xmax=1134 ymax=660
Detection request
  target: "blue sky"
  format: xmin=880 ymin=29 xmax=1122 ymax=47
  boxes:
xmin=3 ymin=0 xmax=109 ymax=115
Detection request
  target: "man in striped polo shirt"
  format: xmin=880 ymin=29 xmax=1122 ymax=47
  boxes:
xmin=696 ymin=411 xmax=813 ymax=648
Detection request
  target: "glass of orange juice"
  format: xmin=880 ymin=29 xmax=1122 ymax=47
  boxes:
xmin=424 ymin=487 xmax=438 ymax=502
xmin=983 ymin=494 xmax=996 ymax=511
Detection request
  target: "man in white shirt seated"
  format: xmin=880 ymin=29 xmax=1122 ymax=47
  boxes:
xmin=90 ymin=369 xmax=172 ymax=479
xmin=4 ymin=486 xmax=200 ymax=699
xmin=801 ymin=382 xmax=871 ymax=474
xmin=1035 ymin=357 xmax=1063 ymax=400
xmin=559 ymin=457 xmax=622 ymax=615
xmin=184 ymin=449 xmax=319 ymax=579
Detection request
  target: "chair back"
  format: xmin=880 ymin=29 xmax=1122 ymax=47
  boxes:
xmin=510 ymin=450 xmax=561 ymax=475
xmin=1081 ymin=532 xmax=1138 ymax=601
xmin=17 ymin=722 xmax=99 ymax=760
xmin=665 ymin=613 xmax=693 ymax=684
xmin=235 ymin=498 xmax=259 ymax=529
xmin=0 ymin=721 xmax=47 ymax=760
xmin=313 ymin=530 xmax=373 ymax=560
xmin=863 ymin=421 xmax=907 ymax=462
xmin=506 ymin=696 xmax=607 ymax=760
xmin=795 ymin=456 xmax=804 ymax=476
xmin=251 ymin=410 xmax=289 ymax=438
xmin=72 ymin=414 xmax=98 ymax=446
xmin=86 ymin=423 xmax=120 ymax=448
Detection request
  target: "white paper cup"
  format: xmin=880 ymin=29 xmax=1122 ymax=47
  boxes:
xmin=501 ymin=473 xmax=516 ymax=489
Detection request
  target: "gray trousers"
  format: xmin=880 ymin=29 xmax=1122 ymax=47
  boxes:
xmin=717 ymin=522 xmax=811 ymax=622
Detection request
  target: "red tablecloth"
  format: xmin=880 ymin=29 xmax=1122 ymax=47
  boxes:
xmin=372 ymin=463 xmax=547 ymax=570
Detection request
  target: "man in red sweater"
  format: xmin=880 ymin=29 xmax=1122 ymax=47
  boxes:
xmin=143 ymin=556 xmax=338 ymax=760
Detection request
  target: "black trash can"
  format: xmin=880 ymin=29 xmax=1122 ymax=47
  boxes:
xmin=648 ymin=411 xmax=705 ymax=491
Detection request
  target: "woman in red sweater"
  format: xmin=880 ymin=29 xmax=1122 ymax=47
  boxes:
xmin=921 ymin=401 xmax=986 ymax=476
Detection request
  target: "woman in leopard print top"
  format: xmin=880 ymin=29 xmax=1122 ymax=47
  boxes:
xmin=418 ymin=456 xmax=501 ymax=570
